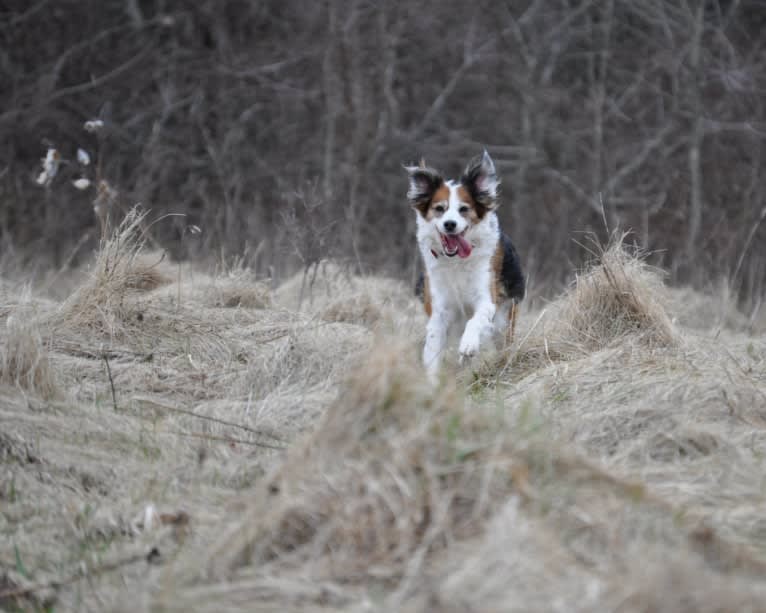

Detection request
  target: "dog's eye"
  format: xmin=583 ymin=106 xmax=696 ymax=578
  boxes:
xmin=434 ymin=204 xmax=445 ymax=213
xmin=459 ymin=205 xmax=469 ymax=214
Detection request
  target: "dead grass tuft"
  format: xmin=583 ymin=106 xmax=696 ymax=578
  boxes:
xmin=320 ymin=293 xmax=382 ymax=325
xmin=557 ymin=236 xmax=676 ymax=349
xmin=274 ymin=261 xmax=421 ymax=332
xmin=206 ymin=272 xmax=271 ymax=309
xmin=51 ymin=207 xmax=161 ymax=336
xmin=217 ymin=285 xmax=271 ymax=308
xmin=477 ymin=236 xmax=678 ymax=382
xmin=203 ymin=340 xmax=526 ymax=582
xmin=123 ymin=253 xmax=173 ymax=291
xmin=612 ymin=553 xmax=766 ymax=613
xmin=0 ymin=314 xmax=56 ymax=398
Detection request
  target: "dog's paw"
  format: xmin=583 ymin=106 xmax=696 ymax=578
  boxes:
xmin=458 ymin=330 xmax=481 ymax=362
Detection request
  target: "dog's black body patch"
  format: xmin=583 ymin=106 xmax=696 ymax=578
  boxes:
xmin=415 ymin=232 xmax=525 ymax=303
xmin=415 ymin=270 xmax=426 ymax=300
xmin=499 ymin=232 xmax=525 ymax=303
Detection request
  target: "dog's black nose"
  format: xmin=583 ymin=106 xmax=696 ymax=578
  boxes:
xmin=443 ymin=220 xmax=457 ymax=233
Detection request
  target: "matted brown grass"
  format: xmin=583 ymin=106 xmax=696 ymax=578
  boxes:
xmin=2 ymin=221 xmax=766 ymax=612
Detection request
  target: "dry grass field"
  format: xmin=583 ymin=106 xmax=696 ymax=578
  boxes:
xmin=3 ymin=213 xmax=766 ymax=612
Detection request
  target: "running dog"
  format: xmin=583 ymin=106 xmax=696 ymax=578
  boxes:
xmin=407 ymin=151 xmax=525 ymax=379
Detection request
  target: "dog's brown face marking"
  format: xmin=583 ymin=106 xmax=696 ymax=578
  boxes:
xmin=456 ymin=185 xmax=482 ymax=224
xmin=422 ymin=184 xmax=450 ymax=220
xmin=458 ymin=183 xmax=497 ymax=221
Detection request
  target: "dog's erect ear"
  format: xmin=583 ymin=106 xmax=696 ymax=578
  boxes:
xmin=404 ymin=163 xmax=443 ymax=215
xmin=461 ymin=150 xmax=500 ymax=212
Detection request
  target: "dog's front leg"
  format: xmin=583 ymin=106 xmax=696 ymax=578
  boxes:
xmin=459 ymin=301 xmax=496 ymax=362
xmin=424 ymin=309 xmax=451 ymax=382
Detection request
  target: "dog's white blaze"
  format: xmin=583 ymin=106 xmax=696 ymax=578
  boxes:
xmin=436 ymin=180 xmax=469 ymax=235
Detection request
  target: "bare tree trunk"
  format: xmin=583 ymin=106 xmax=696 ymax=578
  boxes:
xmin=322 ymin=0 xmax=339 ymax=204
xmin=125 ymin=0 xmax=144 ymax=28
xmin=687 ymin=122 xmax=703 ymax=255
xmin=686 ymin=2 xmax=705 ymax=259
xmin=345 ymin=0 xmax=366 ymax=271
xmin=592 ymin=0 xmax=614 ymax=230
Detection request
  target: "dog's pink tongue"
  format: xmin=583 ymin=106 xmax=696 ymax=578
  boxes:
xmin=443 ymin=233 xmax=472 ymax=258
xmin=455 ymin=234 xmax=472 ymax=258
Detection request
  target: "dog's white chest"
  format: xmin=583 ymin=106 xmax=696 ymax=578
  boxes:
xmin=427 ymin=257 xmax=489 ymax=311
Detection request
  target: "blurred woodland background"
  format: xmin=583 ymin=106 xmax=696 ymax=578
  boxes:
xmin=2 ymin=0 xmax=766 ymax=301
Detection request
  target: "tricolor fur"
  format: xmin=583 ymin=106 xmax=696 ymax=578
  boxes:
xmin=406 ymin=151 xmax=525 ymax=379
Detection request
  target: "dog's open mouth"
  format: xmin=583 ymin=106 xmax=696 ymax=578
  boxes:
xmin=440 ymin=231 xmax=472 ymax=258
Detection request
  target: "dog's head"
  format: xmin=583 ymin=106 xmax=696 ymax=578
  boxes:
xmin=405 ymin=151 xmax=499 ymax=258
